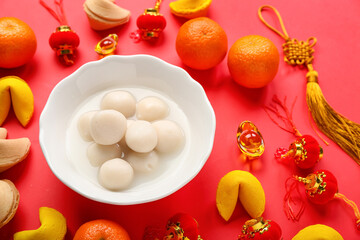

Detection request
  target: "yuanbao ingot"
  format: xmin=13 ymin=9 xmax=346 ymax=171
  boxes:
xmin=285 ymin=169 xmax=360 ymax=230
xmin=259 ymin=5 xmax=360 ymax=164
xmin=95 ymin=34 xmax=119 ymax=59
xmin=236 ymin=121 xmax=265 ymax=161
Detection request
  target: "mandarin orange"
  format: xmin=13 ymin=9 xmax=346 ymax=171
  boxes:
xmin=73 ymin=219 xmax=131 ymax=240
xmin=0 ymin=17 xmax=37 ymax=69
xmin=227 ymin=35 xmax=279 ymax=88
xmin=175 ymin=17 xmax=227 ymax=70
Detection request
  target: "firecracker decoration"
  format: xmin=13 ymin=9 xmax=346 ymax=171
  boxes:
xmin=238 ymin=217 xmax=282 ymax=240
xmin=284 ymin=169 xmax=360 ymax=230
xmin=95 ymin=34 xmax=119 ymax=59
xmin=236 ymin=121 xmax=265 ymax=161
xmin=143 ymin=213 xmax=202 ymax=240
xmin=265 ymin=95 xmax=323 ymax=169
xmin=258 ymin=5 xmax=360 ymax=165
xmin=130 ymin=0 xmax=166 ymax=42
xmin=40 ymin=0 xmax=80 ymax=66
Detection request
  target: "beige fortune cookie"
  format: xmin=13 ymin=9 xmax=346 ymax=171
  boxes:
xmin=0 ymin=137 xmax=31 ymax=173
xmin=0 ymin=180 xmax=20 ymax=228
xmin=84 ymin=0 xmax=130 ymax=30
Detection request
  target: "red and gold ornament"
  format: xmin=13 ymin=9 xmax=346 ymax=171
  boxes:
xmin=130 ymin=0 xmax=166 ymax=42
xmin=143 ymin=213 xmax=202 ymax=240
xmin=265 ymin=95 xmax=323 ymax=169
xmin=275 ymin=135 xmax=323 ymax=169
xmin=40 ymin=0 xmax=80 ymax=66
xmin=238 ymin=217 xmax=282 ymax=240
xmin=285 ymin=169 xmax=360 ymax=230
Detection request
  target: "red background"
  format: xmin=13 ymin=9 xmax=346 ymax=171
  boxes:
xmin=1 ymin=0 xmax=360 ymax=239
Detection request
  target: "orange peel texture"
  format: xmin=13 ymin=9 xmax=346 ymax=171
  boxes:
xmin=0 ymin=76 xmax=34 ymax=127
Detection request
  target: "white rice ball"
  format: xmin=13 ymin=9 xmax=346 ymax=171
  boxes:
xmin=87 ymin=143 xmax=122 ymax=167
xmin=100 ymin=90 xmax=136 ymax=118
xmin=77 ymin=111 xmax=97 ymax=141
xmin=152 ymin=120 xmax=185 ymax=153
xmin=136 ymin=96 xmax=169 ymax=122
xmin=90 ymin=110 xmax=127 ymax=145
xmin=125 ymin=120 xmax=157 ymax=153
xmin=98 ymin=158 xmax=134 ymax=191
xmin=126 ymin=150 xmax=159 ymax=173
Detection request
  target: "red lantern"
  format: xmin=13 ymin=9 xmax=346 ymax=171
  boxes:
xmin=137 ymin=8 xmax=166 ymax=40
xmin=276 ymin=135 xmax=323 ymax=169
xmin=49 ymin=26 xmax=80 ymax=65
xmin=265 ymin=95 xmax=323 ymax=169
xmin=40 ymin=0 xmax=80 ymax=65
xmin=165 ymin=213 xmax=202 ymax=240
xmin=285 ymin=169 xmax=360 ymax=230
xmin=238 ymin=217 xmax=282 ymax=240
xmin=296 ymin=170 xmax=337 ymax=204
xmin=130 ymin=0 xmax=166 ymax=42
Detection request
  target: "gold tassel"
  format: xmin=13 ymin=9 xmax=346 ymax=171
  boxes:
xmin=258 ymin=5 xmax=360 ymax=164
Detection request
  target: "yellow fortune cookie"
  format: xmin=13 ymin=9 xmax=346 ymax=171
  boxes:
xmin=0 ymin=76 xmax=34 ymax=127
xmin=14 ymin=207 xmax=67 ymax=240
xmin=216 ymin=170 xmax=265 ymax=221
xmin=292 ymin=224 xmax=344 ymax=240
xmin=169 ymin=0 xmax=212 ymax=19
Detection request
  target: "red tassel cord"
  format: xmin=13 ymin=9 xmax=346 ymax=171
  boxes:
xmin=283 ymin=176 xmax=306 ymax=221
xmin=265 ymin=95 xmax=323 ymax=169
xmin=286 ymin=169 xmax=360 ymax=230
xmin=40 ymin=0 xmax=80 ymax=65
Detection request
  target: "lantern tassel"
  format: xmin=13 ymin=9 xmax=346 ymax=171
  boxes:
xmin=283 ymin=176 xmax=305 ymax=221
xmin=264 ymin=95 xmax=302 ymax=137
xmin=259 ymin=5 xmax=360 ymax=165
xmin=334 ymin=193 xmax=360 ymax=230
xmin=39 ymin=0 xmax=68 ymax=26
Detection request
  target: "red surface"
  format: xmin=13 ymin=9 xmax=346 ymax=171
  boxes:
xmin=1 ymin=0 xmax=360 ymax=239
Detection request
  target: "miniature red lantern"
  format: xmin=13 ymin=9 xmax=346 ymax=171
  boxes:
xmin=265 ymin=95 xmax=323 ymax=169
xmin=285 ymin=169 xmax=360 ymax=230
xmin=137 ymin=8 xmax=166 ymax=40
xmin=40 ymin=0 xmax=80 ymax=66
xmin=165 ymin=213 xmax=202 ymax=240
xmin=275 ymin=135 xmax=323 ymax=169
xmin=131 ymin=0 xmax=166 ymax=42
xmin=143 ymin=213 xmax=202 ymax=240
xmin=49 ymin=26 xmax=80 ymax=65
xmin=238 ymin=217 xmax=282 ymax=240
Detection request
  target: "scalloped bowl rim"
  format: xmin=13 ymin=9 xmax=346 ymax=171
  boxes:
xmin=39 ymin=55 xmax=216 ymax=205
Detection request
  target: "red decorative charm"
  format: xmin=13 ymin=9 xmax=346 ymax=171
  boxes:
xmin=40 ymin=0 xmax=80 ymax=65
xmin=284 ymin=169 xmax=360 ymax=230
xmin=296 ymin=170 xmax=337 ymax=205
xmin=132 ymin=0 xmax=166 ymax=42
xmin=165 ymin=213 xmax=202 ymax=240
xmin=275 ymin=135 xmax=323 ymax=169
xmin=49 ymin=26 xmax=80 ymax=65
xmin=265 ymin=95 xmax=324 ymax=169
xmin=238 ymin=217 xmax=282 ymax=240
xmin=143 ymin=213 xmax=202 ymax=240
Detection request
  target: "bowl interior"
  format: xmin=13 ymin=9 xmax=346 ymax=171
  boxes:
xmin=39 ymin=55 xmax=215 ymax=205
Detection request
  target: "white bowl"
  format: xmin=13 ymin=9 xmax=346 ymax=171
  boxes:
xmin=39 ymin=55 xmax=216 ymax=205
